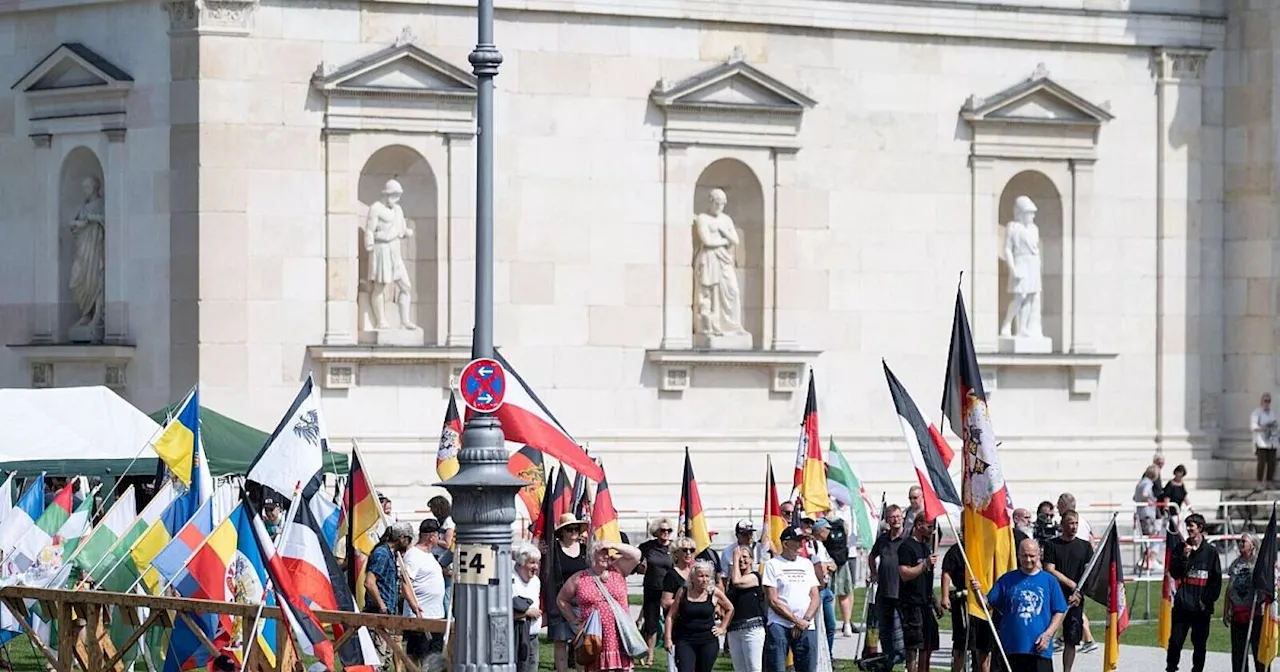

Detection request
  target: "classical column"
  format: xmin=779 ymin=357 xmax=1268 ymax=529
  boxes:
xmin=660 ymin=142 xmax=693 ymax=350
xmin=31 ymin=135 xmax=58 ymax=343
xmin=104 ymin=130 xmax=129 ymax=344
xmin=323 ymin=130 xmax=357 ymax=345
xmin=968 ymin=156 xmax=999 ymax=352
xmin=1068 ymin=159 xmax=1096 ymax=353
xmin=767 ymin=148 xmax=794 ymax=350
xmin=1152 ymin=47 xmax=1208 ymax=450
xmin=446 ymin=133 xmax=476 ymax=347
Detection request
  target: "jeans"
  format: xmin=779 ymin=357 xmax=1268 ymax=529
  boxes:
xmin=1166 ymin=608 xmax=1211 ymax=672
xmin=443 ymin=576 xmax=453 ymax=614
xmin=727 ymin=626 xmax=764 ymax=672
xmin=764 ymin=622 xmax=816 ymax=672
xmin=820 ymin=587 xmax=836 ymax=655
xmin=1231 ymin=617 xmax=1263 ymax=672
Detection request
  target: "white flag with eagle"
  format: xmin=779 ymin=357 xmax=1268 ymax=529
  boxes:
xmin=247 ymin=374 xmax=330 ymax=501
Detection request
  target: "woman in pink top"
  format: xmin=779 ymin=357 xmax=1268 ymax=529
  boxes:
xmin=557 ymin=540 xmax=643 ymax=672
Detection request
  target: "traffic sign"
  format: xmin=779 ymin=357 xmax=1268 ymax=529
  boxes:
xmin=459 ymin=357 xmax=507 ymax=414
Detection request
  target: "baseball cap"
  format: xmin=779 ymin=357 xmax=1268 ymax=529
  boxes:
xmin=812 ymin=518 xmax=831 ymax=530
xmin=779 ymin=526 xmax=801 ymax=543
xmin=735 ymin=519 xmax=756 ymax=534
xmin=378 ymin=492 xmax=391 ymax=503
xmin=390 ymin=521 xmax=414 ymax=539
xmin=419 ymin=518 xmax=441 ymax=535
xmin=263 ymin=497 xmax=277 ymax=508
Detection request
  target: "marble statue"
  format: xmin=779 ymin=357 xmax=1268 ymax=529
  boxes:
xmin=364 ymin=179 xmax=419 ymax=333
xmin=693 ymin=188 xmax=752 ymax=349
xmin=999 ymin=195 xmax=1050 ymax=353
xmin=68 ymin=176 xmax=105 ymax=343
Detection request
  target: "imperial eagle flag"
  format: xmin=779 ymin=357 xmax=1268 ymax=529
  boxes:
xmin=436 ymin=391 xmax=463 ymax=481
xmin=507 ymin=446 xmax=546 ymax=530
xmin=247 ymin=374 xmax=330 ymax=502
xmin=940 ymin=289 xmax=1015 ymax=619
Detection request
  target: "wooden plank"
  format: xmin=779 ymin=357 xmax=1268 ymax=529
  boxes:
xmin=56 ymin=600 xmax=75 ymax=672
xmin=375 ymin=627 xmax=420 ymax=672
xmin=84 ymin=604 xmax=106 ymax=672
xmin=1 ymin=597 xmax=59 ymax=672
xmin=0 ymin=586 xmax=447 ymax=633
xmin=177 ymin=611 xmax=221 ymax=658
xmin=103 ymin=608 xmax=165 ymax=671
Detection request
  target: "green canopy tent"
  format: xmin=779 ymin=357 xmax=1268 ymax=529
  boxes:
xmin=148 ymin=404 xmax=349 ymax=478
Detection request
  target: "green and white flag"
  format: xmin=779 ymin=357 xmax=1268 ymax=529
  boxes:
xmin=827 ymin=439 xmax=878 ymax=551
xmin=72 ymin=486 xmax=137 ymax=578
xmin=10 ymin=482 xmax=76 ymax=572
xmin=94 ymin=482 xmax=177 ymax=592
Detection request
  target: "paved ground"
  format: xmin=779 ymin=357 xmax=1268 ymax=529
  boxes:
xmin=829 ymin=628 xmax=1233 ymax=671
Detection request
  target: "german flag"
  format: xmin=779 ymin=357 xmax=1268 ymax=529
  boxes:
xmin=342 ymin=444 xmax=383 ymax=605
xmin=591 ymin=464 xmax=621 ymax=543
xmin=536 ymin=466 xmax=559 ymax=542
xmin=1158 ymin=523 xmax=1182 ymax=648
xmin=436 ymin=391 xmax=463 ymax=480
xmin=680 ymin=448 xmax=712 ymax=555
xmin=1080 ymin=516 xmax=1129 ymax=672
xmin=792 ymin=372 xmax=830 ymax=515
xmin=550 ymin=466 xmax=573 ymax=524
xmin=507 ymin=446 xmax=546 ymax=531
xmin=763 ymin=456 xmax=787 ymax=554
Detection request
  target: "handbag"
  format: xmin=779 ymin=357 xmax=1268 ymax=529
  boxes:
xmin=593 ymin=573 xmax=649 ymax=659
xmin=573 ymin=609 xmax=603 ymax=666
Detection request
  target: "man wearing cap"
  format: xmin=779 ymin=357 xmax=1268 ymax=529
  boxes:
xmin=762 ymin=526 xmax=821 ymax=672
xmin=807 ymin=518 xmax=838 ymax=656
xmin=379 ymin=493 xmax=397 ymax=523
xmin=262 ymin=498 xmax=283 ymax=538
xmin=365 ymin=522 xmax=421 ymax=670
xmin=403 ymin=519 xmax=446 ymax=664
xmin=721 ymin=520 xmax=769 ymax=578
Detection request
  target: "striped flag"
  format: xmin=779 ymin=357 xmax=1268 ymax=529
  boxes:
xmin=488 ymin=350 xmax=602 ymax=481
xmin=250 ymin=498 xmax=336 ymax=670
xmin=763 ymin=456 xmax=787 ymax=554
xmin=1079 ymin=517 xmax=1129 ymax=671
xmin=536 ymin=466 xmax=559 ymax=543
xmin=151 ymin=388 xmax=199 ymax=486
xmin=71 ymin=486 xmax=136 ymax=578
xmin=507 ymin=446 xmax=546 ymax=532
xmin=0 ymin=474 xmax=45 ymax=559
xmin=940 ymin=290 xmax=1016 ymax=620
xmin=1256 ymin=504 xmax=1278 ymax=667
xmin=551 ymin=467 xmax=573 ymax=523
xmin=792 ymin=372 xmax=830 ymax=515
xmin=883 ymin=361 xmax=960 ymax=522
xmin=1158 ymin=522 xmax=1182 ymax=648
xmin=436 ymin=391 xmax=463 ymax=481
xmin=9 ymin=481 xmax=75 ymax=572
xmin=343 ymin=443 xmax=384 ymax=606
xmin=679 ymin=448 xmax=712 ymax=555
xmin=827 ymin=440 xmax=878 ymax=552
xmin=591 ymin=465 xmax=621 ymax=543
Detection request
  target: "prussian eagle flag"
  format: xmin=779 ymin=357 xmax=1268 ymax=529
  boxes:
xmin=941 ymin=288 xmax=1015 ymax=620
xmin=1079 ymin=516 xmax=1129 ymax=671
xmin=248 ymin=374 xmax=330 ymax=502
xmin=883 ymin=361 xmax=960 ymax=523
xmin=508 ymin=446 xmax=546 ymax=531
xmin=277 ymin=494 xmax=380 ymax=671
xmin=484 ymin=350 xmax=603 ymax=482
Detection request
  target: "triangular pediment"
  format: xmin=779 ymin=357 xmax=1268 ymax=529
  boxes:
xmin=313 ymin=43 xmax=476 ymax=98
xmin=11 ymin=43 xmax=133 ymax=93
xmin=652 ymin=59 xmax=816 ymax=112
xmin=963 ymin=74 xmax=1113 ymax=126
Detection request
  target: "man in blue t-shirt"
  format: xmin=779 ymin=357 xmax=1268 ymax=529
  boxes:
xmin=971 ymin=538 xmax=1067 ymax=672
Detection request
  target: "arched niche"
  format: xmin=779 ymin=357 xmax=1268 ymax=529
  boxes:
xmin=997 ymin=170 xmax=1063 ymax=349
xmin=355 ymin=145 xmax=439 ymax=341
xmin=692 ymin=158 xmax=765 ymax=346
xmin=58 ymin=146 xmax=105 ymax=343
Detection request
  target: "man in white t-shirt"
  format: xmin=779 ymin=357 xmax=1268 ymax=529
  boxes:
xmin=402 ymin=519 xmax=446 ymax=665
xmin=720 ymin=519 xmax=769 ymax=577
xmin=1253 ymin=393 xmax=1277 ymax=488
xmin=762 ymin=526 xmax=820 ymax=672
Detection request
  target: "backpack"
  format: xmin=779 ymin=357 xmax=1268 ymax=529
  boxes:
xmin=824 ymin=519 xmax=850 ymax=567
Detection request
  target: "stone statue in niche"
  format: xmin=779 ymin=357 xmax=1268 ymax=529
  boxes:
xmin=999 ymin=195 xmax=1051 ymax=353
xmin=693 ymin=188 xmax=752 ymax=349
xmin=363 ymin=178 xmax=423 ymax=345
xmin=68 ymin=176 xmax=106 ymax=344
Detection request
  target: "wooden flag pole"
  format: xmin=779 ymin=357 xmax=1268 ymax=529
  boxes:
xmin=939 ymin=511 xmax=1013 ymax=672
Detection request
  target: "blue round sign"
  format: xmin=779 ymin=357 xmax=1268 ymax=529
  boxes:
xmin=460 ymin=358 xmax=506 ymax=413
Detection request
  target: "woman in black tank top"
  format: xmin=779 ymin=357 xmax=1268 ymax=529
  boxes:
xmin=726 ymin=546 xmax=766 ymax=672
xmin=664 ymin=560 xmax=734 ymax=672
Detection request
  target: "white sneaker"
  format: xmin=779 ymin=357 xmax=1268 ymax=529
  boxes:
xmin=842 ymin=622 xmax=853 ymax=637
xmin=1079 ymin=641 xmax=1100 ymax=654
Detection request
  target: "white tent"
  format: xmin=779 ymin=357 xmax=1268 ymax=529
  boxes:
xmin=0 ymin=386 xmax=161 ymax=472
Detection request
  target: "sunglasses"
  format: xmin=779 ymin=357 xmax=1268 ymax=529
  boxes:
xmin=676 ymin=547 xmax=694 ymax=553
xmin=658 ymin=528 xmax=673 ymax=533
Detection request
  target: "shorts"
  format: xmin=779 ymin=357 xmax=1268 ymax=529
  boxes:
xmin=1007 ymin=654 xmax=1053 ymax=672
xmin=898 ymin=603 xmax=939 ymax=652
xmin=832 ymin=563 xmax=855 ymax=596
xmin=952 ymin=609 xmax=997 ymax=653
xmin=1138 ymin=515 xmax=1156 ymax=537
xmin=1062 ymin=605 xmax=1084 ymax=646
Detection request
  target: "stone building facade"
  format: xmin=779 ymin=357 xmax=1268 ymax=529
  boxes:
xmin=0 ymin=0 xmax=1267 ymax=525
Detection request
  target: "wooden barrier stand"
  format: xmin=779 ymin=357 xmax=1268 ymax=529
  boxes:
xmin=0 ymin=586 xmax=448 ymax=672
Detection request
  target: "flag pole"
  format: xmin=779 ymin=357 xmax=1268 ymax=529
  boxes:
xmin=939 ymin=510 xmax=1013 ymax=672
xmin=242 ymin=480 xmax=306 ymax=665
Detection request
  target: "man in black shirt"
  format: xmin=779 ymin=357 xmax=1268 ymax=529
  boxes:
xmin=1043 ymin=510 xmax=1095 ymax=672
xmin=897 ymin=514 xmax=941 ymax=672
xmin=1167 ymin=513 xmax=1223 ymax=672
xmin=869 ymin=505 xmax=907 ymax=671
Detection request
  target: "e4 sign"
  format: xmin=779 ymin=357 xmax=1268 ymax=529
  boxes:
xmin=456 ymin=543 xmax=500 ymax=586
